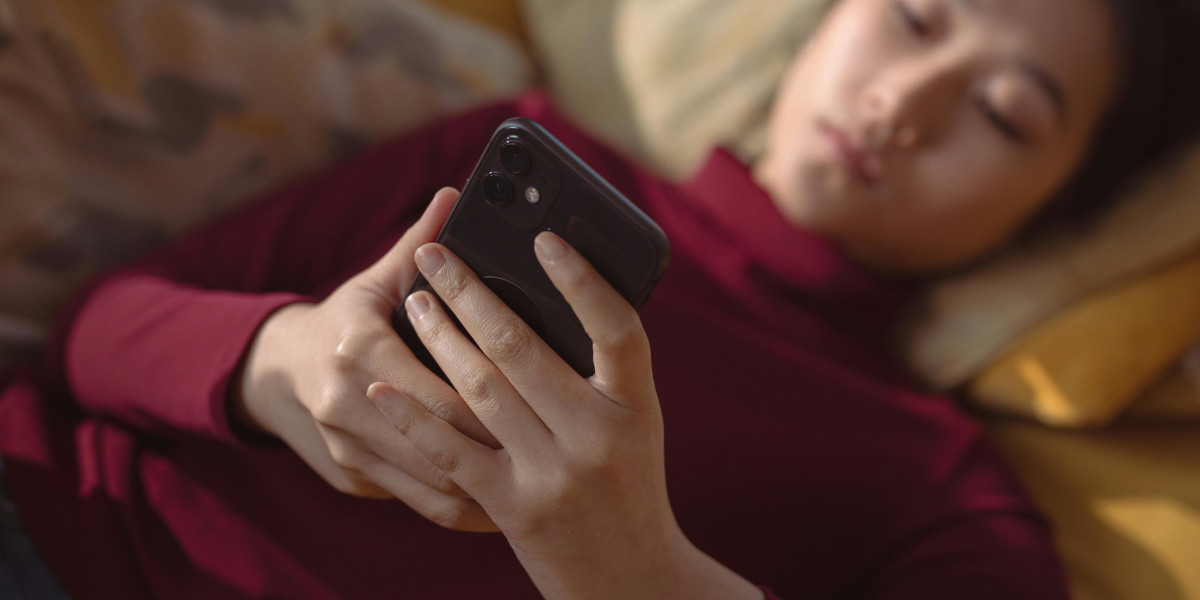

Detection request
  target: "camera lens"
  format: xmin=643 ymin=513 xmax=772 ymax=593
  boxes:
xmin=483 ymin=172 xmax=512 ymax=206
xmin=500 ymin=142 xmax=531 ymax=175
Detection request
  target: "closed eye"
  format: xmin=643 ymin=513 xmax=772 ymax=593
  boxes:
xmin=975 ymin=96 xmax=1026 ymax=144
xmin=895 ymin=0 xmax=931 ymax=38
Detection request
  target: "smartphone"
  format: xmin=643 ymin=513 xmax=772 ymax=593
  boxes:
xmin=392 ymin=118 xmax=670 ymax=379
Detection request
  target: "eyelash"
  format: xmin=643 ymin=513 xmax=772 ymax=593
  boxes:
xmin=895 ymin=0 xmax=931 ymax=38
xmin=894 ymin=1 xmax=1027 ymax=144
xmin=976 ymin=96 xmax=1026 ymax=144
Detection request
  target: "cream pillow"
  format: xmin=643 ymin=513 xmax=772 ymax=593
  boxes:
xmin=521 ymin=0 xmax=825 ymax=178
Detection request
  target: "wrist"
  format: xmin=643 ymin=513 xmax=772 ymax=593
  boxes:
xmin=663 ymin=536 xmax=763 ymax=600
xmin=522 ymin=527 xmax=761 ymax=600
xmin=231 ymin=302 xmax=315 ymax=437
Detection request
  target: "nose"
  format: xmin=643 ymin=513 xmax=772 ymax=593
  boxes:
xmin=858 ymin=54 xmax=964 ymax=150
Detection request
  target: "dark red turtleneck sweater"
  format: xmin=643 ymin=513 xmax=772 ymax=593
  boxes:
xmin=0 ymin=93 xmax=1068 ymax=600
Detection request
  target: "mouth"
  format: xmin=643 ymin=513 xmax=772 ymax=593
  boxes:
xmin=818 ymin=120 xmax=882 ymax=187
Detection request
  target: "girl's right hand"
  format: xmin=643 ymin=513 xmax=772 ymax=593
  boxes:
xmin=231 ymin=188 xmax=501 ymax=532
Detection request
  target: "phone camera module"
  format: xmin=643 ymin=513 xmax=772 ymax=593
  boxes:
xmin=483 ymin=172 xmax=513 ymax=206
xmin=500 ymin=142 xmax=532 ymax=175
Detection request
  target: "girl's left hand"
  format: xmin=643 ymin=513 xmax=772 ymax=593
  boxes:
xmin=367 ymin=232 xmax=759 ymax=600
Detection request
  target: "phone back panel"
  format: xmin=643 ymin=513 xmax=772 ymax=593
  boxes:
xmin=392 ymin=118 xmax=670 ymax=378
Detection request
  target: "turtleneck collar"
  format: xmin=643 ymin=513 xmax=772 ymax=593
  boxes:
xmin=676 ymin=147 xmax=913 ymax=347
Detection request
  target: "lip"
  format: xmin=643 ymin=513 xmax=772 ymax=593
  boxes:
xmin=818 ymin=120 xmax=882 ymax=186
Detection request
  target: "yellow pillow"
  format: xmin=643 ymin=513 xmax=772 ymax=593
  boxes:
xmin=986 ymin=418 xmax=1200 ymax=600
xmin=1124 ymin=364 xmax=1200 ymax=422
xmin=969 ymin=252 xmax=1200 ymax=427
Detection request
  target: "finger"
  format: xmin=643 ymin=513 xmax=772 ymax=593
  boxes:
xmin=403 ymin=290 xmax=551 ymax=450
xmin=307 ymin=315 xmax=501 ymax=451
xmin=533 ymin=232 xmax=653 ymax=403
xmin=321 ymin=422 xmax=470 ymax=499
xmin=359 ymin=462 xmax=499 ymax=533
xmin=412 ymin=243 xmax=583 ymax=423
xmin=368 ymin=382 xmax=507 ymax=501
xmin=361 ymin=187 xmax=459 ymax=305
xmin=313 ymin=333 xmax=502 ymax=450
xmin=275 ymin=401 xmax=392 ymax=498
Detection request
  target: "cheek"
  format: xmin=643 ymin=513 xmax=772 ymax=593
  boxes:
xmin=880 ymin=144 xmax=1064 ymax=258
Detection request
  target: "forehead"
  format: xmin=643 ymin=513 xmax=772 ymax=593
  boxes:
xmin=966 ymin=0 xmax=1121 ymax=129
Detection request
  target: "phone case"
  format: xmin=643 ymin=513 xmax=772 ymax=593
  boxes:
xmin=392 ymin=118 xmax=671 ymax=378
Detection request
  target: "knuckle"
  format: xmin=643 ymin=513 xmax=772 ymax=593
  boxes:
xmin=596 ymin=314 xmax=647 ymax=355
xmin=427 ymin=466 xmax=462 ymax=496
xmin=330 ymin=471 xmax=368 ymax=496
xmin=328 ymin=441 xmax=364 ymax=471
xmin=570 ymin=434 xmax=627 ymax=483
xmin=427 ymin=499 xmax=475 ymax=530
xmin=422 ymin=317 xmax=456 ymax=347
xmin=437 ymin=271 xmax=472 ymax=305
xmin=310 ymin=389 xmax=348 ymax=425
xmin=337 ymin=326 xmax=389 ymax=360
xmin=329 ymin=328 xmax=372 ymax=371
xmin=487 ymin=322 xmax=532 ymax=365
xmin=423 ymin=395 xmax=461 ymax=425
xmin=573 ymin=445 xmax=615 ymax=481
xmin=427 ymin=446 xmax=463 ymax=474
xmin=457 ymin=367 xmax=498 ymax=402
xmin=328 ymin=447 xmax=353 ymax=470
xmin=469 ymin=393 xmax=504 ymax=425
xmin=329 ymin=343 xmax=358 ymax=374
xmin=383 ymin=402 xmax=416 ymax=434
xmin=539 ymin=470 xmax=583 ymax=507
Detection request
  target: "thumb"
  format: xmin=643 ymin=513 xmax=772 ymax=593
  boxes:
xmin=360 ymin=187 xmax=458 ymax=304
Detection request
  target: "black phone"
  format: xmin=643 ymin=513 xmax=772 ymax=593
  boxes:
xmin=392 ymin=118 xmax=671 ymax=379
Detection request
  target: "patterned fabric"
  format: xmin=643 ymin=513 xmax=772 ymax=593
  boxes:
xmin=0 ymin=0 xmax=533 ymax=368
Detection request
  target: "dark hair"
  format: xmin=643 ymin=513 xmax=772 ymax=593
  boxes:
xmin=1028 ymin=0 xmax=1200 ymax=231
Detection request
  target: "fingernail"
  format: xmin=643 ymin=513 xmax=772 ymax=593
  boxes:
xmin=414 ymin=245 xmax=446 ymax=275
xmin=367 ymin=383 xmax=406 ymax=426
xmin=367 ymin=382 xmax=397 ymax=407
xmin=406 ymin=292 xmax=431 ymax=320
xmin=534 ymin=232 xmax=568 ymax=262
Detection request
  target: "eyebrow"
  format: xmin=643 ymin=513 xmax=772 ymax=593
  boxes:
xmin=952 ymin=0 xmax=1071 ymax=128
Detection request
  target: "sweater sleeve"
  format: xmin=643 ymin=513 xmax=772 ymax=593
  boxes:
xmin=859 ymin=440 xmax=1071 ymax=600
xmin=858 ymin=513 xmax=1070 ymax=600
xmin=60 ymin=99 xmax=522 ymax=443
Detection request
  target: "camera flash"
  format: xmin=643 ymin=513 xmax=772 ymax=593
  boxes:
xmin=524 ymin=187 xmax=540 ymax=204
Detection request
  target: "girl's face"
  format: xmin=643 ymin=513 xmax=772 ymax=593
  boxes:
xmin=756 ymin=0 xmax=1120 ymax=274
